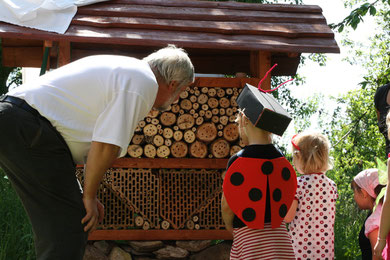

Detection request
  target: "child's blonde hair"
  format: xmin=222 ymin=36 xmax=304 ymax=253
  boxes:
xmin=235 ymin=109 xmax=272 ymax=137
xmin=292 ymin=131 xmax=331 ymax=174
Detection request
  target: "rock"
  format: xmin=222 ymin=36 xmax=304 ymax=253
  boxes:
xmin=108 ymin=246 xmax=132 ymax=260
xmin=154 ymin=245 xmax=189 ymax=259
xmin=121 ymin=244 xmax=154 ymax=257
xmin=83 ymin=244 xmax=109 ymax=260
xmin=94 ymin=240 xmax=112 ymax=255
xmin=128 ymin=241 xmax=164 ymax=253
xmin=133 ymin=257 xmax=157 ymax=260
xmin=176 ymin=240 xmax=212 ymax=253
xmin=190 ymin=241 xmax=232 ymax=260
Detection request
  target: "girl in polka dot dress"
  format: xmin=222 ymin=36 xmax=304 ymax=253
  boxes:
xmin=221 ymin=111 xmax=296 ymax=260
xmin=285 ymin=132 xmax=338 ymax=260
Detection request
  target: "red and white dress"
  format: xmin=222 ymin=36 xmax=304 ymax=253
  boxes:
xmin=288 ymin=173 xmax=338 ymax=260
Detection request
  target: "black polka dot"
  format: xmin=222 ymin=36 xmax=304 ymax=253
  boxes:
xmin=249 ymin=188 xmax=262 ymax=202
xmin=273 ymin=188 xmax=282 ymax=202
xmin=281 ymin=167 xmax=291 ymax=181
xmin=230 ymin=172 xmax=244 ymax=186
xmin=242 ymin=208 xmax=256 ymax=222
xmin=279 ymin=204 xmax=287 ymax=218
xmin=261 ymin=161 xmax=273 ymax=175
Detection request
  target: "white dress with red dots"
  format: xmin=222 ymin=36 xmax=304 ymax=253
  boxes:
xmin=288 ymin=173 xmax=338 ymax=260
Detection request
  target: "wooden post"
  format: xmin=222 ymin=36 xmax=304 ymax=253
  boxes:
xmin=57 ymin=41 xmax=71 ymax=67
xmin=43 ymin=40 xmax=52 ymax=70
xmin=250 ymin=51 xmax=272 ymax=90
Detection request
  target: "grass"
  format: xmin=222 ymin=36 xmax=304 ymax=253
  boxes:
xmin=0 ymin=168 xmax=35 ymax=260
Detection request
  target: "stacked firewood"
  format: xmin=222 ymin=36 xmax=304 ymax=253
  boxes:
xmin=127 ymin=86 xmax=244 ymax=159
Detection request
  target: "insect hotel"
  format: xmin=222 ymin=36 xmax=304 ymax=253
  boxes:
xmin=0 ymin=0 xmax=339 ymax=241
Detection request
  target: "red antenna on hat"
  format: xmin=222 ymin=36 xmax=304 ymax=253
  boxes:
xmin=257 ymin=64 xmax=294 ymax=93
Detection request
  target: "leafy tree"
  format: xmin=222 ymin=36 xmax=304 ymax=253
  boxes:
xmin=0 ymin=39 xmax=21 ymax=95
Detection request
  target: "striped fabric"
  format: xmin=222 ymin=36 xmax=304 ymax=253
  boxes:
xmin=230 ymin=222 xmax=296 ymax=260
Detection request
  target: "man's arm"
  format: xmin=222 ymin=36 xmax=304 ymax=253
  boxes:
xmin=82 ymin=141 xmax=120 ymax=232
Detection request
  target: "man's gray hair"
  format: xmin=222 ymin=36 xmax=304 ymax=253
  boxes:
xmin=144 ymin=45 xmax=195 ymax=88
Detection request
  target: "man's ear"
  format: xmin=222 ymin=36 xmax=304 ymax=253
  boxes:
xmin=168 ymin=81 xmax=179 ymax=91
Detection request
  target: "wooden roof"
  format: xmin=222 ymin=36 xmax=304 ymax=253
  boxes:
xmin=0 ymin=0 xmax=339 ymax=76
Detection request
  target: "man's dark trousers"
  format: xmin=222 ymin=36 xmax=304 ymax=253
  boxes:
xmin=0 ymin=99 xmax=88 ymax=259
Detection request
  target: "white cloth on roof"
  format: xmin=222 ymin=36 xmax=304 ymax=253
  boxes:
xmin=0 ymin=0 xmax=108 ymax=34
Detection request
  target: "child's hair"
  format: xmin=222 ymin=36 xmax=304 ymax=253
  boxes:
xmin=235 ymin=109 xmax=272 ymax=137
xmin=351 ymin=180 xmax=386 ymax=204
xmin=292 ymin=131 xmax=331 ymax=174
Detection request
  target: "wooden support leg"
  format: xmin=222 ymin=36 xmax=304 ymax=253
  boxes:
xmin=57 ymin=41 xmax=71 ymax=67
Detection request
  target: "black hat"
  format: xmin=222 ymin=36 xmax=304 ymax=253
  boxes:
xmin=237 ymin=83 xmax=292 ymax=136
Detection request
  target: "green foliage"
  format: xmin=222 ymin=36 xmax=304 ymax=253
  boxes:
xmin=330 ymin=0 xmax=389 ymax=32
xmin=0 ymin=39 xmax=21 ymax=95
xmin=0 ymin=169 xmax=35 ymax=260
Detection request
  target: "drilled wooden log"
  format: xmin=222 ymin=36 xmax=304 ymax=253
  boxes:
xmin=173 ymin=130 xmax=183 ymax=141
xmin=231 ymin=96 xmax=238 ymax=107
xmin=151 ymin=118 xmax=159 ymax=125
xmin=196 ymin=123 xmax=217 ymax=143
xmin=201 ymin=104 xmax=209 ymax=111
xmin=179 ymin=109 xmax=185 ymax=115
xmin=143 ymin=221 xmax=150 ymax=230
xmin=217 ymin=124 xmax=224 ymax=130
xmin=211 ymin=109 xmax=219 ymax=116
xmin=197 ymin=93 xmax=208 ymax=105
xmin=161 ymin=220 xmax=170 ymax=230
xmin=192 ymin=103 xmax=199 ymax=110
xmin=183 ymin=130 xmax=196 ymax=144
xmin=157 ymin=145 xmax=170 ymax=158
xmin=180 ymin=99 xmax=192 ymax=110
xmin=138 ymin=120 xmax=146 ymax=128
xmin=186 ymin=220 xmax=195 ymax=230
xmin=208 ymin=88 xmax=216 ymax=97
xmin=193 ymin=113 xmax=199 ymax=119
xmin=210 ymin=139 xmax=230 ymax=158
xmin=135 ymin=125 xmax=142 ymax=132
xmin=190 ymin=95 xmax=197 ymax=103
xmin=189 ymin=109 xmax=196 ymax=115
xmin=212 ymin=116 xmax=219 ymax=124
xmin=162 ymin=128 xmax=173 ymax=139
xmin=144 ymin=144 xmax=157 ymax=158
xmin=173 ymin=125 xmax=179 ymax=131
xmin=199 ymin=110 xmax=205 ymax=117
xmin=201 ymin=87 xmax=208 ymax=94
xmin=194 ymin=89 xmax=200 ymax=96
xmin=128 ymin=144 xmax=143 ymax=158
xmin=218 ymin=131 xmax=223 ymax=137
xmin=153 ymin=135 xmax=164 ymax=147
xmin=189 ymin=141 xmax=208 ymax=158
xmin=179 ymin=90 xmax=189 ymax=99
xmin=195 ymin=224 xmax=200 ymax=230
xmin=160 ymin=112 xmax=177 ymax=127
xmin=219 ymin=108 xmax=226 ymax=116
xmin=208 ymin=97 xmax=219 ymax=109
xmin=226 ymin=108 xmax=234 ymax=116
xmin=230 ymin=145 xmax=242 ymax=156
xmin=164 ymin=138 xmax=172 ymax=147
xmin=177 ymin=114 xmax=195 ymax=130
xmin=219 ymin=97 xmax=230 ymax=108
xmin=147 ymin=109 xmax=160 ymax=118
xmin=217 ymin=88 xmax=226 ymax=98
xmin=146 ymin=117 xmax=152 ymax=123
xmin=171 ymin=141 xmax=188 ymax=158
xmin=135 ymin=216 xmax=144 ymax=227
xmin=229 ymin=115 xmax=237 ymax=122
xmin=193 ymin=215 xmax=199 ymax=222
xmin=143 ymin=124 xmax=158 ymax=137
xmin=171 ymin=103 xmax=180 ymax=113
xmin=131 ymin=134 xmax=144 ymax=145
xmin=226 ymin=88 xmax=233 ymax=95
xmin=220 ymin=116 xmax=229 ymax=126
xmin=224 ymin=123 xmax=239 ymax=142
xmin=196 ymin=116 xmax=204 ymax=126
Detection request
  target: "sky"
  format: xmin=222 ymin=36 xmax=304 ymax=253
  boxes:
xmin=289 ymin=0 xmax=376 ymax=99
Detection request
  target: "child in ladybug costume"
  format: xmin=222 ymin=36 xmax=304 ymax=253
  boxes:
xmin=285 ymin=131 xmax=337 ymax=260
xmin=221 ymin=81 xmax=297 ymax=260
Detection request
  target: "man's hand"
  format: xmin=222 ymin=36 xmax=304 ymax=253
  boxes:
xmin=81 ymin=197 xmax=104 ymax=233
